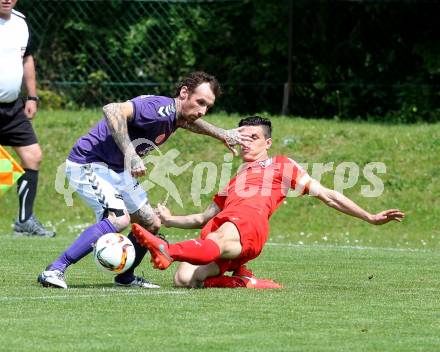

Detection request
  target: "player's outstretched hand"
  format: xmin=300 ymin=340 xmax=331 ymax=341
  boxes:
xmin=224 ymin=127 xmax=253 ymax=156
xmin=129 ymin=154 xmax=147 ymax=178
xmin=156 ymin=203 xmax=172 ymax=226
xmin=368 ymin=209 xmax=405 ymax=225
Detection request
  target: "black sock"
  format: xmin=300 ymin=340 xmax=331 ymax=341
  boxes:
xmin=115 ymin=232 xmax=148 ymax=284
xmin=17 ymin=168 xmax=38 ymax=222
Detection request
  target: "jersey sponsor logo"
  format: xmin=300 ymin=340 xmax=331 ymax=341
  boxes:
xmin=157 ymin=103 xmax=176 ymax=117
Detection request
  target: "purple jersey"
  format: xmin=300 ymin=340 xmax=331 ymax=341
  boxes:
xmin=68 ymin=95 xmax=177 ymax=171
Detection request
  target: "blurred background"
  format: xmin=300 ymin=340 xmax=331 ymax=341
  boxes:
xmin=18 ymin=0 xmax=439 ymax=122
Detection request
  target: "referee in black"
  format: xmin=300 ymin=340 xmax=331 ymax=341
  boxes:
xmin=0 ymin=0 xmax=54 ymax=237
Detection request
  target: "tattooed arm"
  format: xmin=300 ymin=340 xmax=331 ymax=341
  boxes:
xmin=181 ymin=119 xmax=252 ymax=156
xmin=102 ymin=102 xmax=146 ymax=177
xmin=131 ymin=203 xmax=161 ymax=234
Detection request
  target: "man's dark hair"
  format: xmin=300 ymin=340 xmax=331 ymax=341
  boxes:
xmin=174 ymin=71 xmax=221 ymax=98
xmin=238 ymin=116 xmax=272 ymax=139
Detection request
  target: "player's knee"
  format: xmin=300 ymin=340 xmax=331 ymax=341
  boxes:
xmin=206 ymin=224 xmax=242 ymax=257
xmin=173 ymin=270 xmax=198 ymax=288
xmin=173 ymin=272 xmax=188 ymax=287
xmin=206 ymin=231 xmax=225 ymax=249
xmin=34 ymin=147 xmax=43 ymax=164
xmin=103 ymin=208 xmax=130 ymax=232
xmin=21 ymin=148 xmax=42 ymax=169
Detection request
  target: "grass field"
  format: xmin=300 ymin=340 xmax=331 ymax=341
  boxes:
xmin=0 ymin=111 xmax=439 ymax=351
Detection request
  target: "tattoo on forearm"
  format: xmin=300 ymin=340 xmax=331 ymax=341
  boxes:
xmin=184 ymin=119 xmax=224 ymax=140
xmin=103 ymin=103 xmax=133 ymax=153
xmin=133 ymin=207 xmax=159 ymax=233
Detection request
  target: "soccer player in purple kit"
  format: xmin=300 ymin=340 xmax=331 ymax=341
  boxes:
xmin=38 ymin=71 xmax=251 ymax=289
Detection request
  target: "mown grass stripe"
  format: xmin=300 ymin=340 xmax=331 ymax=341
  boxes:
xmin=0 ymin=290 xmax=187 ymax=302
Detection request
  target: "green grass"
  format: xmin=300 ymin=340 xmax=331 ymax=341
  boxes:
xmin=0 ymin=111 xmax=439 ymax=351
xmin=1 ymin=237 xmax=439 ymax=351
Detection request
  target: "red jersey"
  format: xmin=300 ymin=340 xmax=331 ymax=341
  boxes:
xmin=213 ymin=155 xmax=311 ymax=220
xmin=200 ymin=156 xmax=312 ymax=274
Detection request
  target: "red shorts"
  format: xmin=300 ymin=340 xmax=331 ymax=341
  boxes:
xmin=200 ymin=207 xmax=269 ymax=275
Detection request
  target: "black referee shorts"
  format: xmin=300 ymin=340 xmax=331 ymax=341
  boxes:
xmin=0 ymin=98 xmax=38 ymax=147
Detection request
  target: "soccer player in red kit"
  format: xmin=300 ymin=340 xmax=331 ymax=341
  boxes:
xmin=132 ymin=116 xmax=404 ymax=288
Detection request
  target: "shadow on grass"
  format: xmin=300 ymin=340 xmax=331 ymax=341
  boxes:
xmin=66 ymin=283 xmax=115 ymax=289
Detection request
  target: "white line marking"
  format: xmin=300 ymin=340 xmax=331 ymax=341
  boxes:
xmin=266 ymin=242 xmax=434 ymax=253
xmin=60 ymin=228 xmax=432 ymax=253
xmin=0 ymin=290 xmax=186 ymax=302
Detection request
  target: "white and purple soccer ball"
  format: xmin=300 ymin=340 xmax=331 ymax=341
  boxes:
xmin=93 ymin=233 xmax=135 ymax=274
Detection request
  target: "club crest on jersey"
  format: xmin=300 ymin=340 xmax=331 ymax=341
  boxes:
xmin=258 ymin=158 xmax=274 ymax=168
xmin=157 ymin=103 xmax=176 ymax=117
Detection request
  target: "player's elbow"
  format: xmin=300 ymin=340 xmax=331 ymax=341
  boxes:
xmin=325 ymin=190 xmax=345 ymax=210
xmin=317 ymin=188 xmax=338 ymax=208
xmin=193 ymin=214 xmax=208 ymax=228
xmin=102 ymin=103 xmax=115 ymax=118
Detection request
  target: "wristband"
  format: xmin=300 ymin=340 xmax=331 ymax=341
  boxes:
xmin=26 ymin=96 xmax=40 ymax=102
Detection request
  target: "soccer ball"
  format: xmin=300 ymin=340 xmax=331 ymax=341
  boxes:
xmin=93 ymin=233 xmax=135 ymax=274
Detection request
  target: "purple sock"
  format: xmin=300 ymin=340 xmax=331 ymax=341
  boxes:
xmin=48 ymin=219 xmax=117 ymax=272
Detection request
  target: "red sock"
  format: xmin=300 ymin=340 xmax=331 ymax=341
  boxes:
xmin=204 ymin=275 xmax=247 ymax=288
xmin=168 ymin=239 xmax=221 ymax=265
